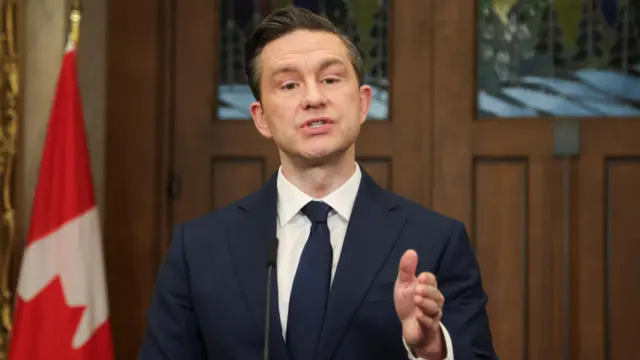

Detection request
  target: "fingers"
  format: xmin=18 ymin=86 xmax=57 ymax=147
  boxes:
xmin=413 ymin=274 xmax=444 ymax=329
xmin=413 ymin=296 xmax=443 ymax=332
xmin=396 ymin=250 xmax=418 ymax=284
xmin=414 ymin=294 xmax=440 ymax=317
xmin=415 ymin=283 xmax=445 ymax=308
xmin=398 ymin=266 xmax=444 ymax=345
xmin=417 ymin=272 xmax=437 ymax=287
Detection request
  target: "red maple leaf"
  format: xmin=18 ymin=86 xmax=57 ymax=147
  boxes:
xmin=9 ymin=276 xmax=114 ymax=360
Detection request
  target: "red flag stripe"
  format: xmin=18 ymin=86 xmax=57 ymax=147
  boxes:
xmin=26 ymin=47 xmax=95 ymax=244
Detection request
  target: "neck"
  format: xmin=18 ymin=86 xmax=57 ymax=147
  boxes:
xmin=280 ymin=150 xmax=356 ymax=199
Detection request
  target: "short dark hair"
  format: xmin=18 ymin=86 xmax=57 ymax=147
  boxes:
xmin=244 ymin=6 xmax=365 ymax=101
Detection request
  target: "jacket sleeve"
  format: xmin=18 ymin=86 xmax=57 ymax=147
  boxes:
xmin=138 ymin=223 xmax=207 ymax=359
xmin=436 ymin=220 xmax=499 ymax=360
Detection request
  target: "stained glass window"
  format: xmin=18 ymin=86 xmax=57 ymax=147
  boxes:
xmin=478 ymin=0 xmax=640 ymax=118
xmin=217 ymin=0 xmax=390 ymax=120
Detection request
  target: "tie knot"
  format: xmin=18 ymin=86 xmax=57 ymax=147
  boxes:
xmin=301 ymin=201 xmax=332 ymax=223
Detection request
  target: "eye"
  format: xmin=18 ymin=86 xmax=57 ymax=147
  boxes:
xmin=281 ymin=82 xmax=298 ymax=91
xmin=322 ymin=77 xmax=340 ymax=85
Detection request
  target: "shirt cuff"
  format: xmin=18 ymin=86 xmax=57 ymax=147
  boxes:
xmin=403 ymin=322 xmax=454 ymax=360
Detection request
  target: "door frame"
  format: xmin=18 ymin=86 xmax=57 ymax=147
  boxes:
xmin=105 ymin=0 xmax=173 ymax=358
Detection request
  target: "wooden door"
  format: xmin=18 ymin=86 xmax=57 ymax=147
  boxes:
xmin=171 ymin=0 xmax=435 ymax=227
xmin=433 ymin=1 xmax=640 ymax=360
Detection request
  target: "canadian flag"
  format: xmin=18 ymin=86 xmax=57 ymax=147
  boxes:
xmin=8 ymin=37 xmax=114 ymax=359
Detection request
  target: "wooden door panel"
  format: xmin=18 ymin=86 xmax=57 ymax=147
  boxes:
xmin=471 ymin=158 xmax=566 ymax=360
xmin=527 ymin=158 xmax=566 ymax=360
xmin=606 ymin=158 xmax=640 ymax=360
xmin=574 ymin=156 xmax=606 ymax=360
xmin=474 ymin=160 xmax=529 ymax=360
xmin=583 ymin=120 xmax=640 ymax=155
xmin=574 ymin=152 xmax=640 ymax=360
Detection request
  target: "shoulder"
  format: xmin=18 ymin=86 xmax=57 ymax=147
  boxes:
xmin=362 ymin=170 xmax=463 ymax=238
xmin=393 ymin=192 xmax=462 ymax=227
xmin=385 ymin=191 xmax=467 ymax=243
xmin=173 ymin=189 xmax=260 ymax=239
xmin=384 ymin=193 xmax=477 ymax=276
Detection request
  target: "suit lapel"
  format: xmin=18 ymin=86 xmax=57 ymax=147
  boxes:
xmin=227 ymin=173 xmax=290 ymax=360
xmin=316 ymin=171 xmax=407 ymax=360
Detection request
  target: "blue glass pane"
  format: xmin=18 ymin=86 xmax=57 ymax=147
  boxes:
xmin=477 ymin=0 xmax=640 ymax=118
xmin=218 ymin=0 xmax=390 ymax=120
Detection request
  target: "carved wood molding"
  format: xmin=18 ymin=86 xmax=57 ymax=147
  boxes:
xmin=0 ymin=0 xmax=19 ymax=359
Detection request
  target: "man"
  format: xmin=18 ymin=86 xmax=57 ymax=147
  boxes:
xmin=139 ymin=6 xmax=497 ymax=360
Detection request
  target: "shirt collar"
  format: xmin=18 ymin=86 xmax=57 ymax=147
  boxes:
xmin=276 ymin=164 xmax=362 ymax=227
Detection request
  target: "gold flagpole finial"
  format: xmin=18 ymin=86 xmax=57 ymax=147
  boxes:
xmin=69 ymin=0 xmax=82 ymax=45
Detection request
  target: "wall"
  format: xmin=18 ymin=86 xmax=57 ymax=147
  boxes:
xmin=21 ymin=0 xmax=106 ymax=235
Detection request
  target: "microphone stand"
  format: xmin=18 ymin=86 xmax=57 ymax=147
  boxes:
xmin=264 ymin=237 xmax=279 ymax=360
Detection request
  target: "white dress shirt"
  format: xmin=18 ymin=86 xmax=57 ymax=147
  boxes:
xmin=275 ymin=164 xmax=454 ymax=359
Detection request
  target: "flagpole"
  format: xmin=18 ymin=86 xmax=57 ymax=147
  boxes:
xmin=69 ymin=0 xmax=82 ymax=45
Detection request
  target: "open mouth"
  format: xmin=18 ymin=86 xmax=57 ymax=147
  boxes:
xmin=308 ymin=120 xmax=328 ymax=128
xmin=303 ymin=118 xmax=333 ymax=128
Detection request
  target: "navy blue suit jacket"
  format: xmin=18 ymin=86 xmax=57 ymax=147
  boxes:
xmin=139 ymin=169 xmax=498 ymax=359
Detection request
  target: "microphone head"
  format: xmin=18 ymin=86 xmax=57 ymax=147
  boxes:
xmin=266 ymin=237 xmax=279 ymax=267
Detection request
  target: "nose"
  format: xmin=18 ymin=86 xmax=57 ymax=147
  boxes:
xmin=300 ymin=82 xmax=326 ymax=110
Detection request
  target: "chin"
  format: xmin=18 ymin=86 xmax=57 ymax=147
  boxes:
xmin=302 ymin=150 xmax=335 ymax=161
xmin=280 ymin=137 xmax=354 ymax=165
xmin=301 ymin=145 xmax=349 ymax=163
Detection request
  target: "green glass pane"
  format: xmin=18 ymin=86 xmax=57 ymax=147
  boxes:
xmin=477 ymin=0 xmax=640 ymax=118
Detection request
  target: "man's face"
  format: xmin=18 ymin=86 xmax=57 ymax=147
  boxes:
xmin=250 ymin=29 xmax=372 ymax=164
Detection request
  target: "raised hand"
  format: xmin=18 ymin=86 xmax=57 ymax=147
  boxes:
xmin=394 ymin=250 xmax=445 ymax=359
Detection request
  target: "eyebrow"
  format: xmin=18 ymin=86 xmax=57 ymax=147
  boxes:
xmin=317 ymin=58 xmax=346 ymax=72
xmin=270 ymin=58 xmax=346 ymax=79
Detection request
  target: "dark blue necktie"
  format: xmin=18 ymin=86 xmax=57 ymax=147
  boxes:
xmin=286 ymin=200 xmax=333 ymax=360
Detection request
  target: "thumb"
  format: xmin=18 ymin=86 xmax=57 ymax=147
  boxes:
xmin=397 ymin=249 xmax=418 ymax=285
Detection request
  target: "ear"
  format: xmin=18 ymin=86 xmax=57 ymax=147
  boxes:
xmin=250 ymin=101 xmax=272 ymax=138
xmin=358 ymin=84 xmax=372 ymax=124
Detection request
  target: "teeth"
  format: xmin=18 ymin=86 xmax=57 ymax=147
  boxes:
xmin=309 ymin=121 xmax=325 ymax=128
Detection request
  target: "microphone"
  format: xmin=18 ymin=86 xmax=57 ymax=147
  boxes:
xmin=264 ymin=237 xmax=279 ymax=360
